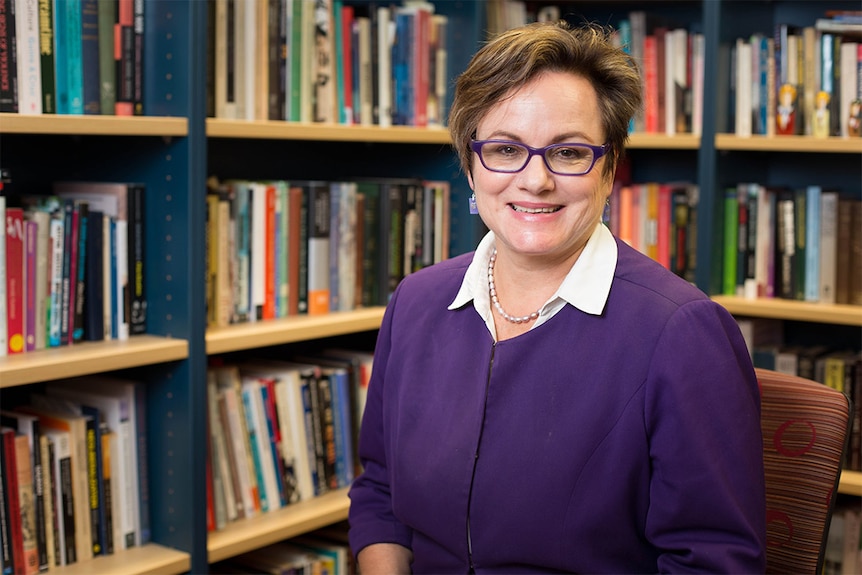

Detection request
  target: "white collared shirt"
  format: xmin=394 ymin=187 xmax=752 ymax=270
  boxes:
xmin=448 ymin=222 xmax=618 ymax=340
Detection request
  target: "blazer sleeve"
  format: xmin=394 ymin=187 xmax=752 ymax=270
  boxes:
xmin=348 ymin=283 xmax=414 ymax=556
xmin=644 ymin=298 xmax=767 ymax=573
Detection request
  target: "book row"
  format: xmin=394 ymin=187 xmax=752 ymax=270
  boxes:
xmin=720 ymin=184 xmax=862 ymax=306
xmin=205 ymin=177 xmax=450 ymax=327
xmin=486 ymin=2 xmax=706 ymax=136
xmin=210 ymin=521 xmax=356 ymax=575
xmin=0 ymin=375 xmax=150 ymax=574
xmin=605 ymin=180 xmax=699 ymax=284
xmin=730 ymin=18 xmax=862 ymax=138
xmin=0 ymin=0 xmax=144 ymax=115
xmin=206 ymin=348 xmax=372 ymax=532
xmin=0 ymin=181 xmax=147 ymax=357
xmin=208 ymin=0 xmax=450 ymax=128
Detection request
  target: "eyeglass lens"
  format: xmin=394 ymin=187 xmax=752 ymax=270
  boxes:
xmin=478 ymin=142 xmax=596 ymax=175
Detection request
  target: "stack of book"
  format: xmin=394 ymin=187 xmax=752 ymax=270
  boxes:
xmin=0 ymin=375 xmax=150 ymax=572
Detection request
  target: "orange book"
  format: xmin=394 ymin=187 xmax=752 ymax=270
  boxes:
xmin=263 ymin=183 xmax=277 ymax=320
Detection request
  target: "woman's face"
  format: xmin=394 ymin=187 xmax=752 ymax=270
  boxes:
xmin=469 ymin=71 xmax=612 ymax=263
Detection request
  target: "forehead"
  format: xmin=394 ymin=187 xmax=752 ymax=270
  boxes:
xmin=477 ymin=71 xmax=603 ymax=139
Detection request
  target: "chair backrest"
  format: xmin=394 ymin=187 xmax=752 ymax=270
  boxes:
xmin=757 ymin=368 xmax=853 ymax=574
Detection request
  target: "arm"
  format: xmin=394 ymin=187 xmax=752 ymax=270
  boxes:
xmin=348 ymin=284 xmax=414 ymax=560
xmin=357 ymin=542 xmax=413 ymax=575
xmin=645 ymin=299 xmax=766 ymax=573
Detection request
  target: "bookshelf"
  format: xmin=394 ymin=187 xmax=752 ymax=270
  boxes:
xmin=0 ymin=1 xmax=859 ymax=573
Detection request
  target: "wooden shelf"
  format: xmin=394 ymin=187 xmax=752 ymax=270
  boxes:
xmin=0 ymin=336 xmax=189 ymax=387
xmin=711 ymin=295 xmax=862 ymax=326
xmin=207 ymin=119 xmax=452 ymax=144
xmin=208 ymin=488 xmax=350 ymax=563
xmin=42 ymin=543 xmax=190 ymax=575
xmin=206 ymin=307 xmax=386 ymax=355
xmin=715 ymin=133 xmax=862 ymax=153
xmin=627 ymin=132 xmax=702 ymax=149
xmin=840 ymin=470 xmax=862 ymax=497
xmin=0 ymin=113 xmax=188 ymax=136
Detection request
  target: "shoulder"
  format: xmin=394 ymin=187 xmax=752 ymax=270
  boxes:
xmin=612 ymin=237 xmax=708 ymax=309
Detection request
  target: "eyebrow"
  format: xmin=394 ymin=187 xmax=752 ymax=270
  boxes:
xmin=479 ymin=130 xmax=598 ymax=144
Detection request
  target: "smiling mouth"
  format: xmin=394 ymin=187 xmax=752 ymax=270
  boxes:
xmin=511 ymin=204 xmax=561 ymax=214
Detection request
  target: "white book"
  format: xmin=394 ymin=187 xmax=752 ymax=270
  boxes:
xmin=250 ymin=182 xmax=267 ymax=321
xmin=839 ymin=41 xmax=859 ymax=137
xmin=691 ymin=32 xmax=705 ymax=136
xmin=356 ymin=16 xmax=372 ymax=125
xmin=242 ymin=0 xmax=257 ymax=120
xmin=15 ymin=0 xmax=43 ymax=114
xmin=376 ymin=6 xmax=392 ymax=127
xmin=44 ymin=380 xmax=137 ymax=549
xmin=819 ymin=190 xmax=839 ymax=304
xmin=214 ymin=0 xmax=232 ymax=118
xmin=242 ymin=361 xmax=315 ymax=503
xmin=753 ymin=184 xmax=773 ymax=298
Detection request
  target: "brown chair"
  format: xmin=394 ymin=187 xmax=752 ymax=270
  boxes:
xmin=757 ymin=368 xmax=854 ymax=574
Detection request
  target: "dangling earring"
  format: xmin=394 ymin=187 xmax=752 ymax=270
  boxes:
xmin=469 ymin=193 xmax=478 ymax=215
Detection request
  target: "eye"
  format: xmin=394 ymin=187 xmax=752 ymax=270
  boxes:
xmin=552 ymin=146 xmax=589 ymax=160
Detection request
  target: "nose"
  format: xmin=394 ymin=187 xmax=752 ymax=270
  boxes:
xmin=516 ymin=153 xmax=555 ymax=192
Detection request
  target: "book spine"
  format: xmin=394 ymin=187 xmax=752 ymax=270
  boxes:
xmin=2 ymin=430 xmax=24 ymax=575
xmin=0 ymin=0 xmax=19 ymax=112
xmin=114 ymin=0 xmax=133 ymax=115
xmin=131 ymin=0 xmax=142 ymax=114
xmin=72 ymin=202 xmax=88 ymax=342
xmin=80 ymin=0 xmax=99 ymax=113
xmin=14 ymin=434 xmax=38 ymax=575
xmin=47 ymin=216 xmax=64 ymax=347
xmin=5 ymin=208 xmax=24 ymax=354
xmin=65 ymin=0 xmax=83 ymax=113
xmin=128 ymin=184 xmax=146 ymax=334
xmin=1 ymin=430 xmax=17 ymax=575
xmin=22 ymin=220 xmax=36 ymax=352
xmin=96 ymin=0 xmax=115 ymax=114
xmin=15 ymin=0 xmax=42 ymax=114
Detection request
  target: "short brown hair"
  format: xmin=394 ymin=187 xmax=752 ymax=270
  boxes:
xmin=448 ymin=21 xmax=643 ymax=180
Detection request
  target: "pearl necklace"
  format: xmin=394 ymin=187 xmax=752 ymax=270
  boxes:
xmin=488 ymin=249 xmax=541 ymax=324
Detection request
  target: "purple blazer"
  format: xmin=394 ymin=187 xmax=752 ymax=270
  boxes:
xmin=349 ymin=238 xmax=766 ymax=573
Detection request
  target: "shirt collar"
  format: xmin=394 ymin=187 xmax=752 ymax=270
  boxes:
xmin=448 ymin=222 xmax=618 ymax=319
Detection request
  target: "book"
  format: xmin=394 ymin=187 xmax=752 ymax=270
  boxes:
xmin=37 ymin=0 xmax=55 ymax=113
xmin=803 ymin=185 xmax=820 ymax=302
xmin=80 ymin=0 xmax=100 ymax=114
xmin=96 ymin=0 xmax=115 ymax=114
xmin=83 ymin=210 xmax=105 ymax=341
xmin=0 ymin=412 xmax=47 ymax=572
xmin=0 ymin=0 xmax=18 ymax=112
xmin=41 ymin=428 xmax=74 ymax=566
xmin=5 ymin=207 xmax=24 ymax=354
xmin=43 ymin=376 xmax=148 ymax=547
xmin=818 ymin=190 xmax=838 ymax=304
xmin=1 ymin=428 xmax=24 ymax=575
xmin=15 ymin=0 xmax=42 ymax=114
xmin=206 ymin=369 xmax=237 ymax=526
xmin=238 ymin=361 xmax=315 ymax=503
xmin=306 ymin=181 xmax=331 ymax=315
xmin=114 ymin=0 xmax=133 ymax=115
xmin=13 ymin=433 xmax=38 ymax=574
xmin=53 ymin=181 xmax=147 ymax=338
xmin=17 ymin=401 xmax=93 ymax=563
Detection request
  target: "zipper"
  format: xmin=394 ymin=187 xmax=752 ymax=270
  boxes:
xmin=466 ymin=343 xmax=496 ymax=573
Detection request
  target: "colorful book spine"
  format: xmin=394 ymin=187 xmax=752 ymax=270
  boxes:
xmin=5 ymin=208 xmax=25 ymax=354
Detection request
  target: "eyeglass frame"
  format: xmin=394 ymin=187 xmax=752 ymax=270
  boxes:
xmin=469 ymin=139 xmax=611 ymax=176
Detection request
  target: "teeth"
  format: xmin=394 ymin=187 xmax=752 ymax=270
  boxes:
xmin=511 ymin=205 xmax=560 ymax=214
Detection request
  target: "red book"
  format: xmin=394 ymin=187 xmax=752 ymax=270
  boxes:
xmin=263 ymin=183 xmax=277 ymax=320
xmin=1 ymin=428 xmax=24 ymax=575
xmin=288 ymin=186 xmax=303 ymax=316
xmin=5 ymin=207 xmax=24 ymax=354
xmin=643 ymin=35 xmax=659 ymax=133
xmin=341 ymin=5 xmax=354 ymax=124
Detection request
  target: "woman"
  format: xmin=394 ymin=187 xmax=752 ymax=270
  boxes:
xmin=348 ymin=21 xmax=766 ymax=573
